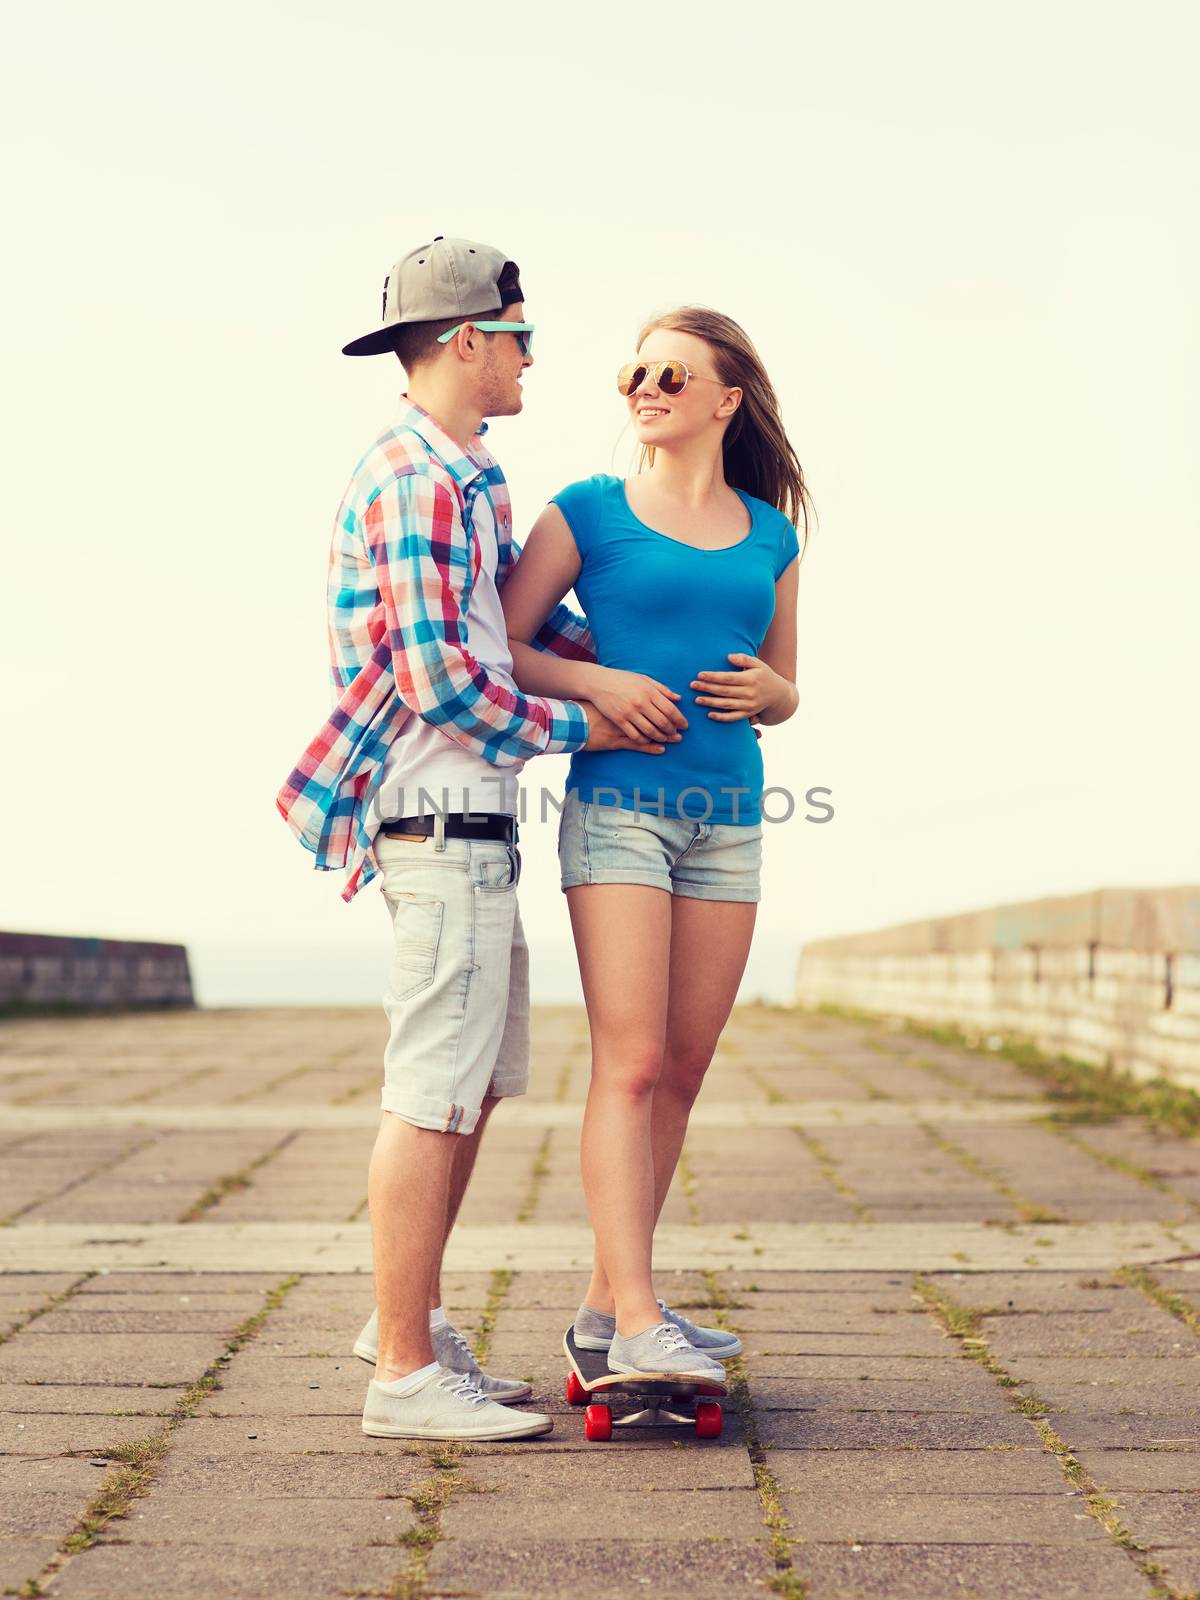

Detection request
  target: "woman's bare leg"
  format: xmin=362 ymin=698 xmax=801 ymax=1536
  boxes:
xmin=584 ymin=895 xmax=757 ymax=1314
xmin=566 ymin=882 xmax=672 ymax=1337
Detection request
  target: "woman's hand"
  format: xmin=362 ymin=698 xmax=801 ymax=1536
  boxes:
xmin=690 ymin=653 xmax=796 ymax=722
xmin=586 ymin=667 xmax=689 ymax=743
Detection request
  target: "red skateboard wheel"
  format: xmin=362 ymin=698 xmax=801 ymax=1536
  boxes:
xmin=584 ymin=1403 xmax=614 ymax=1442
xmin=694 ymin=1400 xmax=722 ymax=1439
xmin=566 ymin=1371 xmax=588 ymax=1406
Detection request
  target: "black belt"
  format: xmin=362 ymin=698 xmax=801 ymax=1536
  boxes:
xmin=378 ymin=812 xmax=518 ymax=843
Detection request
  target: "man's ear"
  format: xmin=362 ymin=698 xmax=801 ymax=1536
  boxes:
xmin=452 ymin=321 xmax=482 ymax=361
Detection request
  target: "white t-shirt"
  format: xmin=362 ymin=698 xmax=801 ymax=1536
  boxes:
xmin=367 ymin=498 xmax=521 ymax=829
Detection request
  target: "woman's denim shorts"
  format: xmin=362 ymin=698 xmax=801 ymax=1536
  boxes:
xmin=557 ymin=790 xmax=762 ymax=903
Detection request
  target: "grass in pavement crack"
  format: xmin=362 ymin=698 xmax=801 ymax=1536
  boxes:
xmin=0 ymin=1270 xmax=97 ymax=1347
xmin=25 ymin=1273 xmax=302 ymax=1594
xmin=229 ymin=1061 xmax=316 ymax=1104
xmin=380 ymin=1266 xmax=518 ymax=1599
xmin=1039 ymin=1122 xmax=1200 ymax=1217
xmin=472 ymin=1268 xmax=514 ymax=1367
xmin=1 ymin=1136 xmax=158 ymax=1227
xmin=1116 ymin=1264 xmax=1200 ymax=1339
xmin=380 ymin=1441 xmax=484 ymax=1600
xmin=744 ymin=1062 xmax=787 ymax=1106
xmin=915 ymin=1119 xmax=1065 ymax=1225
xmin=176 ymin=1130 xmax=299 ymax=1222
xmin=554 ymin=1053 xmax=574 ymax=1103
xmin=120 ymin=1063 xmax=217 ymax=1106
xmin=701 ymin=1269 xmax=807 ymax=1599
xmin=515 ymin=1130 xmax=552 ymax=1224
xmin=792 ymin=1128 xmax=874 ymax=1221
xmin=676 ymin=1150 xmax=702 ymax=1225
xmin=817 ymin=1007 xmax=1200 ymax=1141
xmin=913 ymin=1273 xmax=1193 ymax=1600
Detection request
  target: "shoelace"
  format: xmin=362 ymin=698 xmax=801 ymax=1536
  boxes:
xmin=651 ymin=1321 xmax=692 ymax=1355
xmin=435 ymin=1369 xmax=489 ymax=1408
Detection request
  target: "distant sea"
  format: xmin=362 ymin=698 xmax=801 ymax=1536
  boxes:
xmin=188 ymin=936 xmax=800 ymax=1009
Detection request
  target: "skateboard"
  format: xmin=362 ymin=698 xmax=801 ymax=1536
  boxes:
xmin=563 ymin=1327 xmax=727 ymax=1442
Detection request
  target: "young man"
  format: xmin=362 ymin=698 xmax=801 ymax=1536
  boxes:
xmin=276 ymin=237 xmax=681 ymax=1441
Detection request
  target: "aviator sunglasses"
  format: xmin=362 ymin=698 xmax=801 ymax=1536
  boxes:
xmin=437 ymin=320 xmax=535 ymax=356
xmin=616 ymin=358 xmax=727 ymax=397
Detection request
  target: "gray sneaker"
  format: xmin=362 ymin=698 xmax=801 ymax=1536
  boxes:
xmin=607 ymin=1321 xmax=726 ymax=1382
xmin=574 ymin=1300 xmax=742 ymax=1360
xmin=362 ymin=1365 xmax=552 ymax=1441
xmin=658 ymin=1298 xmax=743 ymax=1359
xmin=572 ymin=1302 xmax=620 ymax=1352
xmin=353 ymin=1308 xmax=533 ymax=1405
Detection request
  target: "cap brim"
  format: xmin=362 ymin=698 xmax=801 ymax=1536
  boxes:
xmin=341 ymin=326 xmax=404 ymax=357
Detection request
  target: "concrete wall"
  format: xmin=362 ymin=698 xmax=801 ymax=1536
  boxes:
xmin=793 ymin=887 xmax=1200 ymax=1090
xmin=0 ymin=932 xmax=194 ymax=1011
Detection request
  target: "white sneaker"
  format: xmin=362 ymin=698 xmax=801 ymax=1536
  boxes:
xmin=362 ymin=1365 xmax=553 ymax=1441
xmin=353 ymin=1307 xmax=533 ymax=1404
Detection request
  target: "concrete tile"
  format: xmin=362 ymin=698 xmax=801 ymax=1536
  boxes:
xmin=1109 ymin=1489 xmax=1200 ymax=1546
xmin=1074 ymin=1450 xmax=1200 ymax=1490
xmin=756 ymin=1410 xmax=1036 ymax=1450
xmin=0 ymin=1534 xmax=60 ymax=1592
xmin=0 ymin=1335 xmax=220 ymax=1387
xmin=1146 ymin=1548 xmax=1200 ymax=1589
xmin=30 ymin=1308 xmax=253 ymax=1336
xmin=462 ymin=1448 xmax=757 ymax=1494
xmin=994 ymin=1355 xmax=1200 ymax=1414
xmin=117 ymin=1490 xmax=414 ymax=1545
xmin=150 ymin=1450 xmax=429 ymax=1496
xmin=45 ymin=1538 xmax=402 ymax=1598
xmin=1050 ymin=1413 xmax=1200 ymax=1449
xmin=763 ymin=1447 xmax=1067 ymax=1494
xmin=780 ymin=1489 xmax=1105 ymax=1543
xmin=790 ymin=1541 xmax=1153 ymax=1598
xmin=73 ymin=1274 xmax=282 ymax=1296
xmin=922 ymin=1272 xmax=1133 ymax=1311
xmin=984 ymin=1311 xmax=1197 ymax=1359
xmin=441 ymin=1487 xmax=764 ymax=1542
xmin=161 ymin=1415 xmax=427 ymax=1457
xmin=426 ymin=1536 xmax=776 ymax=1596
xmin=750 ymin=1376 xmax=1014 ymax=1413
xmin=0 ymin=1383 xmax=185 ymax=1415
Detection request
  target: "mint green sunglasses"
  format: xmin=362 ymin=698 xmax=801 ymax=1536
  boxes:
xmin=436 ymin=320 xmax=534 ymax=356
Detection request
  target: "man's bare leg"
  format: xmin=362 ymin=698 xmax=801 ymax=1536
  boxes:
xmin=368 ymin=1112 xmax=458 ymax=1383
xmin=429 ymin=1094 xmax=500 ymax=1312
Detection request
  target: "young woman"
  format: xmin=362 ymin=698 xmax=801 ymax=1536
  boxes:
xmin=501 ymin=306 xmax=812 ymax=1379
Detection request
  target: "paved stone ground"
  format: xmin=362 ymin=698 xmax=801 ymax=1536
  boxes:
xmin=2 ymin=1004 xmax=1199 ymax=1599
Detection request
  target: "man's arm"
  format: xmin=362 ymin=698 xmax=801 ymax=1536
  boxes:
xmin=500 ymin=508 xmax=606 ymax=702
xmin=363 ymin=470 xmax=589 ymax=764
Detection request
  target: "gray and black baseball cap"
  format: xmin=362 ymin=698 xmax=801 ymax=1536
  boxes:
xmin=341 ymin=236 xmax=524 ymax=357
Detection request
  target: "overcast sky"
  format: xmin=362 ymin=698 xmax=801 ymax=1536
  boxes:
xmin=3 ymin=0 xmax=1196 ymax=1007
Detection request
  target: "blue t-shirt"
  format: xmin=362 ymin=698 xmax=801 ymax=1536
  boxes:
xmin=550 ymin=473 xmax=799 ymax=826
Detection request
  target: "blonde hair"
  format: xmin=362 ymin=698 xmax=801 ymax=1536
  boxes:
xmin=634 ymin=305 xmax=815 ymax=553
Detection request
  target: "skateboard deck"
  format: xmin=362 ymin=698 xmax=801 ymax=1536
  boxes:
xmin=563 ymin=1327 xmax=727 ymax=1440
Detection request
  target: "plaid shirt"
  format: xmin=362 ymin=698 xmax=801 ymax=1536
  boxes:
xmin=276 ymin=399 xmax=596 ymax=902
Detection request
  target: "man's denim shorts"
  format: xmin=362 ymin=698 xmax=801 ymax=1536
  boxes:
xmin=374 ymin=829 xmax=529 ymax=1135
xmin=557 ymin=790 xmax=762 ymax=902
